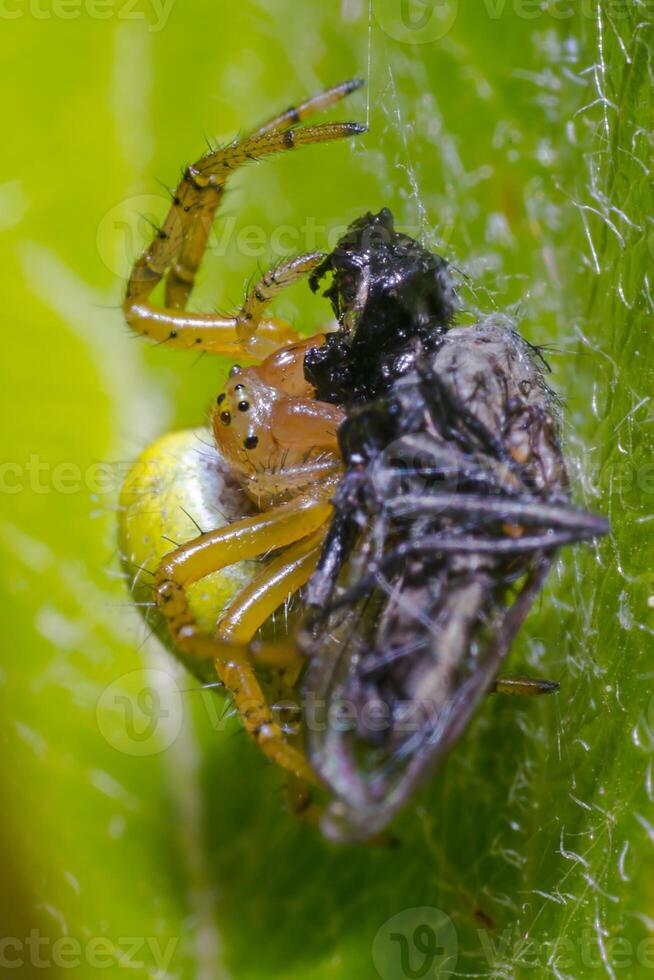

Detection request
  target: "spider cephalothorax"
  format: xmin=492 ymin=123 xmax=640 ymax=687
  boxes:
xmin=211 ymin=336 xmax=344 ymax=505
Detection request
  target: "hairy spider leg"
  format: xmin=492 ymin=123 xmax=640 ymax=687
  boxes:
xmin=215 ymin=524 xmax=333 ymax=821
xmin=126 ymin=115 xmax=365 ymax=304
xmin=156 ymin=495 xmax=331 ymax=585
xmin=236 ymin=253 xmax=324 ymax=344
xmin=165 ymin=78 xmax=364 ymax=311
xmin=128 ymin=253 xmax=330 ymax=359
xmin=216 ymin=525 xmax=330 ymax=817
xmin=252 ymin=77 xmax=365 ymax=139
xmin=153 ymin=496 xmax=332 ymax=781
xmin=217 ymin=526 xmax=327 ymax=645
xmin=124 ymin=84 xmax=365 ymax=358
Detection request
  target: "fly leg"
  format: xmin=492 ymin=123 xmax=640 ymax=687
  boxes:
xmin=492 ymin=677 xmax=560 ymax=696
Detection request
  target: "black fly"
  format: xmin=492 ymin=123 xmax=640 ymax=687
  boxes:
xmin=300 ymin=209 xmax=608 ymax=842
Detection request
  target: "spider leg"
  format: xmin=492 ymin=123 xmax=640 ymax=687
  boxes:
xmin=158 ymin=495 xmax=331 ymax=586
xmin=251 ymin=77 xmax=364 ymax=139
xmin=236 ymin=253 xmax=325 ymax=345
xmin=130 ymin=121 xmax=365 ymax=304
xmin=217 ymin=526 xmax=327 ymax=644
xmin=153 ymin=496 xmax=331 ymax=782
xmin=124 ymin=81 xmax=365 ymax=355
xmin=127 ymin=254 xmax=330 ymax=360
xmin=167 ymin=608 xmax=318 ymax=783
xmin=166 ymin=78 xmax=364 ymax=312
xmin=216 ymin=526 xmax=329 ymax=815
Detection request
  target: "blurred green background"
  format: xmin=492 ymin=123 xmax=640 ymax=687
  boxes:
xmin=2 ymin=0 xmax=654 ymax=977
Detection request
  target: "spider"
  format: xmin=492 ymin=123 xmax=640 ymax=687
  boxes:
xmin=119 ymin=80 xmax=608 ymax=839
xmin=121 ymin=79 xmax=368 ymax=787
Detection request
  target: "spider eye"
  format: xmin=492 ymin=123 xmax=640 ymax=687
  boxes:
xmin=244 ymin=435 xmax=258 ymax=450
xmin=237 ymin=401 xmax=250 ymax=412
xmin=220 ymin=411 xmax=231 ymax=426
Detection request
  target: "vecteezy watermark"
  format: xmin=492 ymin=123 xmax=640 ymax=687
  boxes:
xmin=373 ymin=0 xmax=639 ymax=44
xmin=372 ymin=907 xmax=458 ymax=979
xmin=0 ymin=456 xmax=132 ymax=496
xmin=96 ymin=668 xmax=479 ymax=757
xmin=97 ymin=193 xmax=342 ymax=280
xmin=0 ymin=931 xmax=178 ymax=972
xmin=96 ymin=193 xmax=437 ymax=281
xmin=372 ymin=911 xmax=654 ymax=976
xmin=96 ymin=668 xmax=184 ymax=756
xmin=373 ymin=0 xmax=459 ymax=44
xmin=1 ymin=452 xmax=651 ymax=505
xmin=477 ymin=925 xmax=654 ymax=972
xmin=0 ymin=0 xmax=175 ymax=32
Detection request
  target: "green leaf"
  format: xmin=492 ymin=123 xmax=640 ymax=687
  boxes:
xmin=2 ymin=2 xmax=652 ymax=977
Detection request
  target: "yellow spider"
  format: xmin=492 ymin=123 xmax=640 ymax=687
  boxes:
xmin=119 ymin=79 xmax=365 ymax=793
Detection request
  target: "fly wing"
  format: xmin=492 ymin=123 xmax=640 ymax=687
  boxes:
xmin=303 ymin=516 xmax=553 ymax=842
